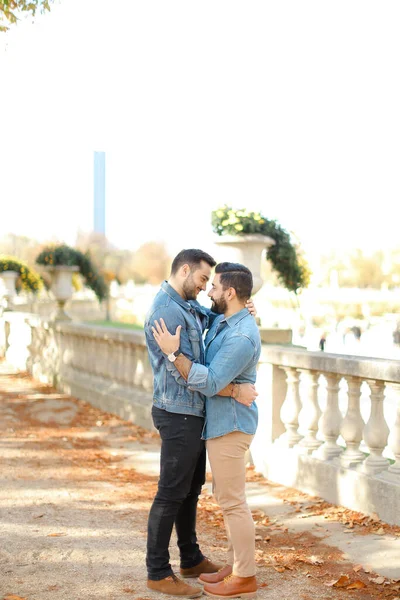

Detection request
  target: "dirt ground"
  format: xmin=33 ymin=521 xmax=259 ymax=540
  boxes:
xmin=0 ymin=365 xmax=399 ymax=600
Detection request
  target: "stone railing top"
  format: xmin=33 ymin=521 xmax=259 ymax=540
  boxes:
xmin=25 ymin=316 xmax=147 ymax=345
xmin=261 ymin=344 xmax=400 ymax=384
xmin=10 ymin=313 xmax=400 ymax=385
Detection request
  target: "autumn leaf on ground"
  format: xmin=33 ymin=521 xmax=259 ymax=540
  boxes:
xmin=273 ymin=566 xmax=286 ymax=573
xmin=353 ymin=564 xmax=363 ymax=572
xmin=369 ymin=576 xmax=386 ymax=584
xmin=298 ymin=555 xmax=324 ymax=566
xmin=347 ymin=580 xmax=367 ymax=589
xmin=47 ymin=532 xmax=67 ymax=537
xmin=3 ymin=595 xmax=27 ymax=600
xmin=324 ymin=575 xmax=350 ymax=587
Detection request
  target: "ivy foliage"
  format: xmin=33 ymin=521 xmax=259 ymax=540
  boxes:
xmin=0 ymin=255 xmax=43 ymax=293
xmin=36 ymin=244 xmax=108 ymax=302
xmin=212 ymin=206 xmax=310 ymax=293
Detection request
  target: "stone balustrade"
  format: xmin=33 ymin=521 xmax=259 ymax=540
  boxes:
xmin=1 ymin=313 xmax=400 ymax=525
xmin=252 ymin=346 xmax=400 ymax=524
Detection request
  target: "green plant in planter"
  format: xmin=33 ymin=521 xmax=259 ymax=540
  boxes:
xmin=35 ymin=244 xmax=108 ymax=302
xmin=211 ymin=206 xmax=310 ymax=293
xmin=0 ymin=255 xmax=43 ymax=294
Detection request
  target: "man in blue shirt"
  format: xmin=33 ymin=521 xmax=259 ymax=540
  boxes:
xmin=145 ymin=251 xmax=258 ymax=598
xmin=152 ymin=262 xmax=261 ymax=600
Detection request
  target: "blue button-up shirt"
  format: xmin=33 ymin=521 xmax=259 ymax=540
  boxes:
xmin=187 ymin=308 xmax=261 ymax=440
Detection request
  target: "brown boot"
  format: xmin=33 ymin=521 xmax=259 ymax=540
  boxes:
xmin=204 ymin=574 xmax=257 ymax=598
xmin=199 ymin=565 xmax=232 ymax=584
xmin=147 ymin=574 xmax=203 ymax=597
xmin=181 ymin=557 xmax=223 ymax=579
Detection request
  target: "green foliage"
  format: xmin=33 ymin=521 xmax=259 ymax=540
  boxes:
xmin=0 ymin=254 xmax=43 ymax=293
xmin=36 ymin=244 xmax=108 ymax=302
xmin=211 ymin=206 xmax=310 ymax=293
xmin=0 ymin=0 xmax=52 ymax=32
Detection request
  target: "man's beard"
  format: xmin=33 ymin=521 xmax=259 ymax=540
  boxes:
xmin=182 ymin=274 xmax=198 ymax=301
xmin=211 ymin=296 xmax=227 ymax=314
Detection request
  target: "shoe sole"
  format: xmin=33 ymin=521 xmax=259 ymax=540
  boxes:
xmin=147 ymin=589 xmax=203 ymax=598
xmin=181 ymin=572 xmax=220 ymax=579
xmin=204 ymin=591 xmax=257 ymax=599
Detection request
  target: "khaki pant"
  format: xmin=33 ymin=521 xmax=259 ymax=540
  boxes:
xmin=206 ymin=431 xmax=255 ymax=577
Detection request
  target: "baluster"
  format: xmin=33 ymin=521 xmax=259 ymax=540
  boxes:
xmin=116 ymin=341 xmax=123 ymax=383
xmin=102 ymin=336 xmax=110 ymax=381
xmin=130 ymin=345 xmax=138 ymax=387
xmin=314 ymin=373 xmax=342 ymax=459
xmin=142 ymin=347 xmax=154 ymax=392
xmin=88 ymin=336 xmax=96 ymax=375
xmin=278 ymin=367 xmax=302 ymax=447
xmin=107 ymin=339 xmax=115 ymax=381
xmin=340 ymin=376 xmax=365 ymax=466
xmin=122 ymin=342 xmax=131 ymax=385
xmin=97 ymin=337 xmax=104 ymax=378
xmin=298 ymin=370 xmax=322 ymax=453
xmin=363 ymin=380 xmax=390 ymax=473
xmin=387 ymin=383 xmax=400 ymax=475
xmin=134 ymin=347 xmax=144 ymax=387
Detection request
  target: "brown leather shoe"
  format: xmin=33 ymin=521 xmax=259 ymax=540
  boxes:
xmin=204 ymin=574 xmax=257 ymax=598
xmin=199 ymin=565 xmax=232 ymax=584
xmin=147 ymin=574 xmax=203 ymax=597
xmin=181 ymin=557 xmax=223 ymax=579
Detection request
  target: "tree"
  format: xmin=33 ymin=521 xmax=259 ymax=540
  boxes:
xmin=0 ymin=0 xmax=52 ymax=32
xmin=316 ymin=249 xmax=386 ymax=289
xmin=75 ymin=231 xmax=134 ymax=285
xmin=130 ymin=242 xmax=171 ymax=285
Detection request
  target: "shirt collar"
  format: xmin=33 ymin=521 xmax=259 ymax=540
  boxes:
xmin=221 ymin=307 xmax=251 ymax=328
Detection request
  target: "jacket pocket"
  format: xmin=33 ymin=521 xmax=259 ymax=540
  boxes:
xmin=188 ymin=327 xmax=201 ymax=361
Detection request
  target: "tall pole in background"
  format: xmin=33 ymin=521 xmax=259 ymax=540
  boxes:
xmin=93 ymin=151 xmax=110 ymax=319
xmin=93 ymin=151 xmax=106 ymax=236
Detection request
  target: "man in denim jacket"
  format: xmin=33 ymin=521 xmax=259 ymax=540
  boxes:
xmin=145 ymin=250 xmax=257 ymax=598
xmin=152 ymin=262 xmax=261 ymax=600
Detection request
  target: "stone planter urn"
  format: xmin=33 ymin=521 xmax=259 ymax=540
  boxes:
xmin=0 ymin=270 xmax=19 ymax=311
xmin=44 ymin=265 xmax=79 ymax=321
xmin=213 ymin=234 xmax=275 ymax=295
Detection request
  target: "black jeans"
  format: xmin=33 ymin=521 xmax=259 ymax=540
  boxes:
xmin=146 ymin=406 xmax=206 ymax=580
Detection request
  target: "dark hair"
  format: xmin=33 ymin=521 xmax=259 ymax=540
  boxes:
xmin=170 ymin=249 xmax=216 ymax=275
xmin=215 ymin=262 xmax=253 ymax=301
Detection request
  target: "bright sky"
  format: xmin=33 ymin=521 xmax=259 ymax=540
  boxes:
xmin=1 ymin=0 xmax=400 ymax=260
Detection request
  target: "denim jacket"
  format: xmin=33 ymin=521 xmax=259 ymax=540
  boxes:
xmin=187 ymin=308 xmax=261 ymax=440
xmin=144 ymin=281 xmax=210 ymax=417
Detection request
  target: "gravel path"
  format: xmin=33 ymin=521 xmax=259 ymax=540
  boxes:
xmin=0 ymin=364 xmax=399 ymax=600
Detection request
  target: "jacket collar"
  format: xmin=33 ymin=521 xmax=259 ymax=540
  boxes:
xmin=161 ymin=281 xmax=208 ymax=316
xmin=161 ymin=281 xmax=191 ymax=310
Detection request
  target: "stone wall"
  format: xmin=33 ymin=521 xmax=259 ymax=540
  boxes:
xmin=1 ymin=313 xmax=400 ymax=525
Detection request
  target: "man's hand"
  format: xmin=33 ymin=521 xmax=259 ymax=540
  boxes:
xmin=245 ymin=299 xmax=257 ymax=319
xmin=152 ymin=318 xmax=181 ymax=355
xmin=233 ymin=382 xmax=258 ymax=407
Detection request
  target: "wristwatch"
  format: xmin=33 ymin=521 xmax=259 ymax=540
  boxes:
xmin=167 ymin=349 xmax=180 ymax=362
